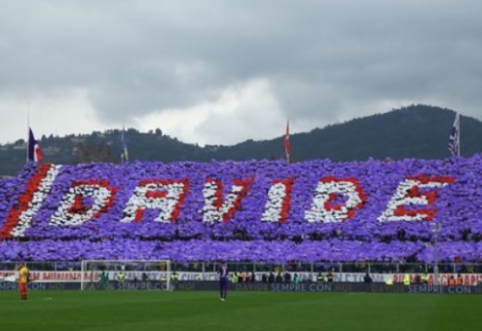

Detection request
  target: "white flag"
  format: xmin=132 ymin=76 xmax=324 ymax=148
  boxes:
xmin=448 ymin=112 xmax=460 ymax=157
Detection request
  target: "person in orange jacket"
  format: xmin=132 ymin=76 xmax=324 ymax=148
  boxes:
xmin=456 ymin=274 xmax=463 ymax=286
xmin=448 ymin=275 xmax=456 ymax=286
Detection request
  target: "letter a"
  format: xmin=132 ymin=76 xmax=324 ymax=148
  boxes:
xmin=121 ymin=179 xmax=188 ymax=223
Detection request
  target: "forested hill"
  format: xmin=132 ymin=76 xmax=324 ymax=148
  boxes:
xmin=1 ymin=104 xmax=482 ymax=176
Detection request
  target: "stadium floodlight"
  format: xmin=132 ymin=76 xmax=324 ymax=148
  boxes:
xmin=431 ymin=223 xmax=442 ymax=286
xmin=80 ymin=260 xmax=172 ymax=291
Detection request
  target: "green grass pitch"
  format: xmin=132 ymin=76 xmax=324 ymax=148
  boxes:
xmin=1 ymin=291 xmax=481 ymax=331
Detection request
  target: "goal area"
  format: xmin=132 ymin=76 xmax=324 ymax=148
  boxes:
xmin=80 ymin=260 xmax=172 ymax=291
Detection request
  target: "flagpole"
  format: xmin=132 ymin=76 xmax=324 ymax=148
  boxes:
xmin=457 ymin=96 xmax=461 ymax=157
xmin=284 ymin=119 xmax=290 ymax=164
xmin=121 ymin=119 xmax=129 ymax=163
xmin=288 ymin=117 xmax=291 ymax=164
xmin=286 ymin=119 xmax=289 ymax=164
xmin=26 ymin=102 xmax=30 ymax=163
xmin=457 ymin=112 xmax=461 ymax=157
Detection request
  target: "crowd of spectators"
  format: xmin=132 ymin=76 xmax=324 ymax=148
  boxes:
xmin=1 ymin=155 xmax=482 ymax=263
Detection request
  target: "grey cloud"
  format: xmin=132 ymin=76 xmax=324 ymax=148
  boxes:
xmin=1 ymin=0 xmax=482 ymax=143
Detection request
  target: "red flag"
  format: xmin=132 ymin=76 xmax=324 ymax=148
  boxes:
xmin=284 ymin=120 xmax=291 ymax=163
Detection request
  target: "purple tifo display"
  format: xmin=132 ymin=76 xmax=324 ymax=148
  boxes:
xmin=0 ymin=154 xmax=481 ymax=262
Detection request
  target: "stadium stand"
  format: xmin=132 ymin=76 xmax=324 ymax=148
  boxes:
xmin=1 ymin=155 xmax=482 ymax=262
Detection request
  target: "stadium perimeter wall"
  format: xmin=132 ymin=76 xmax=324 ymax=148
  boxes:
xmin=2 ymin=271 xmax=482 ymax=285
xmin=1 ymin=281 xmax=481 ymax=295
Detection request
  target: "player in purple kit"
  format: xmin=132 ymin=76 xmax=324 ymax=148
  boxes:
xmin=218 ymin=261 xmax=229 ymax=301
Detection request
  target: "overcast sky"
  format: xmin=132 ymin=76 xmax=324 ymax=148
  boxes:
xmin=0 ymin=0 xmax=481 ymax=146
